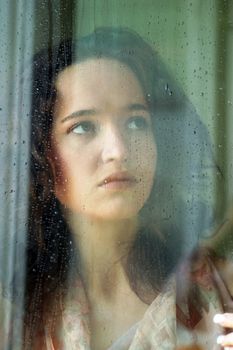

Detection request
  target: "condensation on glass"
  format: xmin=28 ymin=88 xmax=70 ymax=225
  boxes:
xmin=0 ymin=1 xmax=233 ymax=349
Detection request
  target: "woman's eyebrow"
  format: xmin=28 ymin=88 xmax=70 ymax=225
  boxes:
xmin=61 ymin=104 xmax=148 ymax=123
xmin=126 ymin=103 xmax=148 ymax=112
xmin=61 ymin=109 xmax=97 ymax=123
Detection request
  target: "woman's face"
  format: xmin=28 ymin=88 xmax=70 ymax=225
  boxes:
xmin=50 ymin=58 xmax=156 ymax=220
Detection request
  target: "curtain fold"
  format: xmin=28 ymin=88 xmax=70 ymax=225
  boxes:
xmin=0 ymin=1 xmax=35 ymax=349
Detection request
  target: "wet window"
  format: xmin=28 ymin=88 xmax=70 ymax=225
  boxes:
xmin=0 ymin=1 xmax=233 ymax=349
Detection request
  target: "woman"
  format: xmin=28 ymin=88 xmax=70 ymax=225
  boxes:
xmin=26 ymin=27 xmax=224 ymax=349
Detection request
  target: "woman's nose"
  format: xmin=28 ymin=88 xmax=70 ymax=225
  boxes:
xmin=101 ymin=125 xmax=128 ymax=164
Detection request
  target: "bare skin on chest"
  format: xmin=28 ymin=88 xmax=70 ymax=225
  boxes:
xmin=88 ymin=269 xmax=149 ymax=350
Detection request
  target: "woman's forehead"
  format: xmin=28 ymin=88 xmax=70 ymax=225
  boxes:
xmin=55 ymin=58 xmax=141 ymax=89
xmin=54 ymin=58 xmax=147 ymax=115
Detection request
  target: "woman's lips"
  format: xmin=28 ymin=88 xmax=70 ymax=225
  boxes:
xmin=99 ymin=172 xmax=137 ymax=190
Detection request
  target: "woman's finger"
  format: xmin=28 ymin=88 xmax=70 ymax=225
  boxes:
xmin=217 ymin=332 xmax=233 ymax=347
xmin=214 ymin=313 xmax=233 ymax=328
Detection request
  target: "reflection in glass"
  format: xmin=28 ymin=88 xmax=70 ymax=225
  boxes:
xmin=0 ymin=1 xmax=232 ymax=349
xmin=24 ymin=27 xmax=228 ymax=349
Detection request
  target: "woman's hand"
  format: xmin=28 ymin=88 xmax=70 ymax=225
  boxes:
xmin=214 ymin=313 xmax=233 ymax=348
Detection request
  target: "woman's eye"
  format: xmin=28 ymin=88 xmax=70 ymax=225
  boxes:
xmin=127 ymin=116 xmax=148 ymax=130
xmin=70 ymin=121 xmax=95 ymax=135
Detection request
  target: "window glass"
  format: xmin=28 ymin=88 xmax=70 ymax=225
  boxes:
xmin=1 ymin=1 xmax=233 ymax=349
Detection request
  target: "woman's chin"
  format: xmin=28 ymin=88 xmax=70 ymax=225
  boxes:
xmin=79 ymin=202 xmax=143 ymax=221
xmin=86 ymin=207 xmax=141 ymax=221
xmin=61 ymin=195 xmax=147 ymax=222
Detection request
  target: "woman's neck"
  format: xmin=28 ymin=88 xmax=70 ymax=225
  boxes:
xmin=65 ymin=211 xmax=138 ymax=299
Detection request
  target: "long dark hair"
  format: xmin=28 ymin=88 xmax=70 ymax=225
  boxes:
xmin=26 ymin=27 xmax=218 ymax=343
